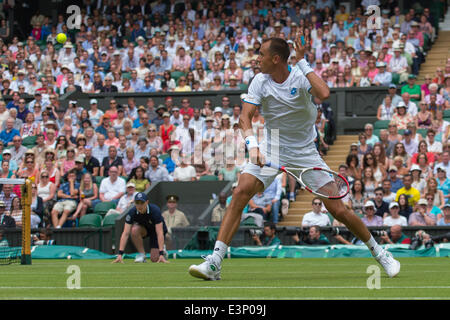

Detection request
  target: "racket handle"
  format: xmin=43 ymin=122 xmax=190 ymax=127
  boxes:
xmin=265 ymin=162 xmax=282 ymax=170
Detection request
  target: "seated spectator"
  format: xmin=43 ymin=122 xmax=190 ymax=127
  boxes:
xmin=104 ymin=128 xmax=119 ymax=148
xmin=301 ymin=197 xmax=331 ymax=227
xmin=381 ymin=179 xmax=396 ymax=203
xmin=263 ymin=175 xmax=283 ymax=225
xmin=100 ymin=146 xmax=123 ymax=177
xmin=415 ymin=101 xmax=433 ymax=130
xmin=211 ymin=192 xmax=228 ymax=226
xmin=218 ymin=159 xmax=240 ymax=182
xmin=383 ymin=202 xmax=408 ymax=226
xmin=408 ymin=198 xmax=437 ymax=226
xmin=389 ymin=145 xmax=411 ymax=176
xmin=99 ymin=166 xmax=125 ymax=204
xmin=9 ymin=196 xmax=23 ymax=227
xmin=128 ymin=166 xmax=150 ymax=193
xmin=437 ymin=203 xmax=450 ymax=226
xmin=248 ymin=191 xmax=273 ymax=223
xmin=362 ymin=167 xmax=378 ymax=199
xmin=395 ymin=174 xmax=421 ymax=208
xmin=425 ymin=129 xmax=442 ymax=154
xmin=434 ymin=151 xmax=450 ymax=178
xmin=293 ymin=225 xmax=330 ymax=245
xmin=410 ymin=164 xmax=426 ymax=194
xmin=72 ymin=173 xmax=99 ymax=220
xmin=105 ymin=182 xmax=138 ymax=216
xmin=50 ymin=169 xmax=80 ymax=228
xmin=357 ymin=132 xmax=373 ymax=159
xmin=379 ymin=225 xmax=411 ymax=244
xmin=173 ymin=153 xmax=196 ymax=182
xmin=146 ymin=155 xmax=170 ymax=183
xmin=424 ymin=192 xmax=443 ymax=219
xmin=373 ymin=187 xmax=389 ymax=218
xmin=363 ymin=123 xmax=379 ymax=147
xmin=0 ymin=201 xmax=15 ymax=228
xmin=411 ymin=140 xmax=435 ymax=167
xmin=252 ymin=222 xmax=281 ymax=247
xmin=361 ymin=200 xmax=384 ymax=227
xmin=347 ymin=179 xmax=368 ymax=216
xmin=400 ymin=130 xmax=418 ymax=157
xmin=424 ymin=178 xmax=445 ymax=209
xmin=377 ymin=95 xmax=395 ymax=120
xmin=391 ymin=102 xmax=414 ymax=130
xmin=436 ymin=167 xmax=450 ymax=204
xmin=161 ymin=194 xmax=190 ymax=249
xmin=37 ymin=170 xmax=56 ymax=225
xmin=346 ymin=153 xmax=362 ymax=180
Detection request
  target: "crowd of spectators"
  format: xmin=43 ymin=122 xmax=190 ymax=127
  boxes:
xmin=0 ymin=0 xmax=448 ymax=235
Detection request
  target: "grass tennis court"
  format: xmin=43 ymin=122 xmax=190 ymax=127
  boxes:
xmin=1 ymin=258 xmax=449 ymax=300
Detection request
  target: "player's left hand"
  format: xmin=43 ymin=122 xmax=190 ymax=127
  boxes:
xmin=295 ymin=29 xmax=308 ymax=60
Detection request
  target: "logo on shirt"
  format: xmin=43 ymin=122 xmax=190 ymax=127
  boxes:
xmin=290 ymin=88 xmax=297 ymax=96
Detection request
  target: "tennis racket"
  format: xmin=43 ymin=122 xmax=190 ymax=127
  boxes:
xmin=265 ymin=162 xmax=350 ymax=200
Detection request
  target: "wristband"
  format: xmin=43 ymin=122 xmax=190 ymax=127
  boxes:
xmin=245 ymin=135 xmax=258 ymax=150
xmin=159 ymin=250 xmax=165 ymax=256
xmin=118 ymin=250 xmax=124 ymax=255
xmin=297 ymin=59 xmax=314 ymax=76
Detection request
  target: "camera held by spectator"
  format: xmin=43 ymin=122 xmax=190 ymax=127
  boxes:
xmin=251 ymin=222 xmax=281 ymax=246
xmin=31 ymin=229 xmax=55 ymax=246
xmin=409 ymin=230 xmax=433 ymax=250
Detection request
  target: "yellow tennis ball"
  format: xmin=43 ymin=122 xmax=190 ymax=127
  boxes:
xmin=56 ymin=33 xmax=67 ymax=44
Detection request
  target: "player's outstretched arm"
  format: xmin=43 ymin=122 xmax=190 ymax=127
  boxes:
xmin=294 ymin=30 xmax=330 ymax=101
xmin=112 ymin=223 xmax=132 ymax=263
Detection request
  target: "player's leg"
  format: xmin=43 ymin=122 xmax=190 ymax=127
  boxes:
xmin=188 ymin=172 xmax=264 ymax=280
xmin=131 ymin=224 xmax=147 ymax=262
xmin=322 ymin=197 xmax=400 ymax=277
xmin=321 ymin=197 xmax=371 ymax=242
xmin=216 ymin=173 xmax=264 ymax=244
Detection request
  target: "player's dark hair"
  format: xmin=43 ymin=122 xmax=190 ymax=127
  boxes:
xmin=264 ymin=38 xmax=290 ymax=62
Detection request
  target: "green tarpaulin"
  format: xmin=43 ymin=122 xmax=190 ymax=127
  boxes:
xmin=5 ymin=243 xmax=449 ymax=260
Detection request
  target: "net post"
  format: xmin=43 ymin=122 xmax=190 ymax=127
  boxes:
xmin=21 ymin=179 xmax=32 ymax=265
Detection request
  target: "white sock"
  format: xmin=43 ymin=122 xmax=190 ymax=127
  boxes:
xmin=365 ymin=235 xmax=383 ymax=256
xmin=211 ymin=240 xmax=227 ymax=265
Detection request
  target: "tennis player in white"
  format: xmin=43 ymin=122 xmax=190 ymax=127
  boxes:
xmin=189 ymin=34 xmax=400 ymax=280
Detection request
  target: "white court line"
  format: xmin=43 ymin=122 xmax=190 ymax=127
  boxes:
xmin=1 ymin=286 xmax=450 ymax=289
xmin=2 ymin=297 xmax=449 ymax=300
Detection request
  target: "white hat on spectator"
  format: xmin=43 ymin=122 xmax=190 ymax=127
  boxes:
xmin=410 ymin=164 xmax=422 ymax=172
xmin=274 ymin=21 xmax=282 ymax=28
xmin=63 ymin=43 xmax=73 ymax=48
xmin=418 ymin=199 xmax=428 ymax=206
xmin=389 ymin=202 xmax=399 ymax=209
xmin=376 ymin=61 xmax=386 ymax=68
xmin=396 ymin=101 xmax=406 ymax=108
xmin=90 ymin=99 xmax=98 ymax=104
xmin=214 ymin=107 xmax=223 ymax=113
xmin=364 ymin=200 xmax=375 ymax=208
xmin=126 ymin=182 xmax=136 ymax=188
xmin=168 ymin=36 xmax=175 ymax=41
xmin=113 ymin=51 xmax=121 ymax=56
xmin=136 ymin=36 xmax=145 ymax=41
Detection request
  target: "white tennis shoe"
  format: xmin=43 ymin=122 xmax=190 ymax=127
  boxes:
xmin=375 ymin=249 xmax=401 ymax=278
xmin=134 ymin=253 xmax=146 ymax=263
xmin=188 ymin=255 xmax=221 ymax=280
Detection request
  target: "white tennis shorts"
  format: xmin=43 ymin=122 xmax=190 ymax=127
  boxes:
xmin=242 ymin=142 xmax=331 ymax=189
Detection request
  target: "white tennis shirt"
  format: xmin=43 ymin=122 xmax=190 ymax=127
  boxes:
xmin=243 ymin=67 xmax=318 ymax=163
